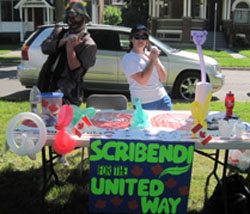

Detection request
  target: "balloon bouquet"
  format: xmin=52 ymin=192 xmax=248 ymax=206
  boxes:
xmin=6 ymin=89 xmax=97 ymax=159
xmin=54 ymin=105 xmax=96 ymax=155
xmin=190 ymin=31 xmax=213 ymax=136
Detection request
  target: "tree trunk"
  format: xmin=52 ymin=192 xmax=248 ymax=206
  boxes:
xmin=54 ymin=0 xmax=65 ymax=23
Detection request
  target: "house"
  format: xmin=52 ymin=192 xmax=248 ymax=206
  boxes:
xmin=0 ymin=0 xmax=125 ymax=42
xmin=1 ymin=0 xmax=250 ymax=48
xmin=147 ymin=0 xmax=250 ymax=48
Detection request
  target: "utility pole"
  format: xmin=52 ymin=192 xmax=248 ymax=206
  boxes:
xmin=99 ymin=0 xmax=104 ymax=24
xmin=213 ymin=1 xmax=218 ymax=57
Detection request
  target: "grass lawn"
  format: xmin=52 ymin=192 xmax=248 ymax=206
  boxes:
xmin=1 ymin=44 xmax=250 ymax=213
xmin=0 ymin=44 xmax=21 ymax=65
xmin=1 ymin=44 xmax=250 ymax=68
xmin=185 ymin=49 xmax=250 ymax=68
xmin=1 ymin=100 xmax=250 ymax=213
xmin=0 ymin=44 xmax=21 ymax=54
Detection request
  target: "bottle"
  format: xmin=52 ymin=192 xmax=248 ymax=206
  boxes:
xmin=225 ymin=91 xmax=235 ymax=118
xmin=29 ymin=85 xmax=41 ymax=114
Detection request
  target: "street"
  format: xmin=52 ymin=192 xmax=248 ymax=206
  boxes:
xmin=0 ymin=65 xmax=250 ymax=102
xmin=212 ymin=69 xmax=250 ymax=102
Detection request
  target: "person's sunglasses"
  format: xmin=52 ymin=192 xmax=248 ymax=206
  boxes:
xmin=134 ymin=34 xmax=148 ymax=40
xmin=66 ymin=11 xmax=80 ymax=19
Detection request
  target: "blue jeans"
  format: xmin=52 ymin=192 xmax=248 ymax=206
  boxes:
xmin=134 ymin=96 xmax=173 ymax=111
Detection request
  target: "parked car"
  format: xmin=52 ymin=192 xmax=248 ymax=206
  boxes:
xmin=17 ymin=23 xmax=224 ymax=101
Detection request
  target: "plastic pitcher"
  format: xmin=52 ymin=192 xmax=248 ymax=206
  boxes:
xmin=38 ymin=92 xmax=64 ymax=126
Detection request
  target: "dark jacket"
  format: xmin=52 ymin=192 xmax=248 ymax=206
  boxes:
xmin=38 ymin=26 xmax=97 ymax=106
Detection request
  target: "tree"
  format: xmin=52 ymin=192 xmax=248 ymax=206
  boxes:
xmin=103 ymin=6 xmax=122 ymax=26
xmin=54 ymin=0 xmax=65 ymax=23
xmin=122 ymin=0 xmax=149 ymax=27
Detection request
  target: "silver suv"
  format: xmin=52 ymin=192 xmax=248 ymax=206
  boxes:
xmin=17 ymin=23 xmax=224 ymax=101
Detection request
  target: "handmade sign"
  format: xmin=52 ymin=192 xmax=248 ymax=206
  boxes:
xmin=89 ymin=139 xmax=195 ymax=214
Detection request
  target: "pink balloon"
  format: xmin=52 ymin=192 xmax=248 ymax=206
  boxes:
xmin=55 ymin=105 xmax=74 ymax=130
xmin=54 ymin=129 xmax=76 ymax=155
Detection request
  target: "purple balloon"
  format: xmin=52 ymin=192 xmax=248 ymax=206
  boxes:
xmin=191 ymin=31 xmax=208 ymax=83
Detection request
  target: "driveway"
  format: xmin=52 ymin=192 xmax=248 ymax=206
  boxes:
xmin=0 ymin=65 xmax=250 ymax=102
xmin=0 ymin=65 xmax=30 ymax=101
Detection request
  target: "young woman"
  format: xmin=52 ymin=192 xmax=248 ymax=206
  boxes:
xmin=122 ymin=25 xmax=173 ymax=110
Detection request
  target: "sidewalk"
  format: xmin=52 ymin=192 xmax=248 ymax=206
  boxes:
xmin=220 ymin=48 xmax=247 ymax=59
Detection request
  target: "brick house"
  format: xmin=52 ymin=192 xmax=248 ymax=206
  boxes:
xmin=147 ymin=0 xmax=250 ymax=48
xmin=0 ymin=0 xmax=124 ymax=42
xmin=0 ymin=0 xmax=250 ymax=47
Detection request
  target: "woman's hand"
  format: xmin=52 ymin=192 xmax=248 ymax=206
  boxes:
xmin=148 ymin=46 xmax=160 ymax=62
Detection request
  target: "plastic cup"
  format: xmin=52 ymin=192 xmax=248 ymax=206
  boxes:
xmin=228 ymin=119 xmax=237 ymax=135
xmin=218 ymin=120 xmax=231 ymax=138
xmin=235 ymin=123 xmax=245 ymax=138
xmin=38 ymin=92 xmax=63 ymax=126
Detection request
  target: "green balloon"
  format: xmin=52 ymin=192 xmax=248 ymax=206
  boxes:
xmin=130 ymin=97 xmax=149 ymax=128
xmin=71 ymin=105 xmax=96 ymax=126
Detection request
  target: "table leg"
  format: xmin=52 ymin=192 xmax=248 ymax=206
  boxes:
xmin=41 ymin=146 xmax=60 ymax=212
xmin=197 ymin=149 xmax=222 ymax=209
xmin=201 ymin=149 xmax=229 ymax=214
xmin=222 ymin=150 xmax=229 ymax=214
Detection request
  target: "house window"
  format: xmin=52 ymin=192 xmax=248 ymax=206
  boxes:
xmin=1 ymin=0 xmax=20 ymax=21
xmin=192 ymin=0 xmax=201 ymax=18
xmin=234 ymin=2 xmax=250 ymax=24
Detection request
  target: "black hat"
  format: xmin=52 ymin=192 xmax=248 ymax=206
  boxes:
xmin=131 ymin=25 xmax=149 ymax=35
xmin=66 ymin=2 xmax=90 ymax=20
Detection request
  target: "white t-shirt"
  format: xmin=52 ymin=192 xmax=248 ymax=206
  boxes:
xmin=122 ymin=51 xmax=167 ymax=104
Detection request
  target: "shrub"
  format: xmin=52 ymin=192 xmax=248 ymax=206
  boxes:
xmin=103 ymin=6 xmax=122 ymax=26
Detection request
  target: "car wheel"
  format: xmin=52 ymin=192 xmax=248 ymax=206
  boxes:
xmin=173 ymin=71 xmax=201 ymax=101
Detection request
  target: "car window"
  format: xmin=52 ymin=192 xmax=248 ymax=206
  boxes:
xmin=88 ymin=29 xmax=119 ymax=51
xmin=150 ymin=36 xmax=174 ymax=55
xmin=118 ymin=32 xmax=130 ymax=52
xmin=26 ymin=27 xmax=53 ymax=47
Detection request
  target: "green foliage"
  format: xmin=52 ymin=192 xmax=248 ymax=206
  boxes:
xmin=122 ymin=0 xmax=149 ymax=27
xmin=103 ymin=6 xmax=122 ymax=26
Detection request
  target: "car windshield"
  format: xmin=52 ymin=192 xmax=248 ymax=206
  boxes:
xmin=149 ymin=36 xmax=179 ymax=53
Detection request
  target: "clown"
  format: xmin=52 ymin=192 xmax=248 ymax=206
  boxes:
xmin=37 ymin=0 xmax=97 ymax=165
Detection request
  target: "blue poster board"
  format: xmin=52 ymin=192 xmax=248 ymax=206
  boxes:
xmin=89 ymin=139 xmax=195 ymax=214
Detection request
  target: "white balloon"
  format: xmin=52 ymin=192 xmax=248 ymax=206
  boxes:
xmin=6 ymin=112 xmax=47 ymax=158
